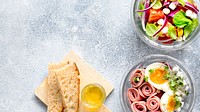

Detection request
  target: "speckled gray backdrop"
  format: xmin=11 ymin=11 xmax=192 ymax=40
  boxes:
xmin=0 ymin=0 xmax=200 ymax=112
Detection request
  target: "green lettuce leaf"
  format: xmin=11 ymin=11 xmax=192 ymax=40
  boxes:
xmin=138 ymin=2 xmax=144 ymax=17
xmin=146 ymin=23 xmax=158 ymax=37
xmin=152 ymin=0 xmax=162 ymax=9
xmin=178 ymin=0 xmax=185 ymax=6
xmin=168 ymin=25 xmax=177 ymax=39
xmin=173 ymin=11 xmax=192 ymax=28
xmin=184 ymin=19 xmax=199 ymax=38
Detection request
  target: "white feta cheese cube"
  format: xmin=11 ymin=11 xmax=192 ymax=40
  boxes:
xmin=181 ymin=102 xmax=184 ymax=108
xmin=177 ymin=71 xmax=184 ymax=78
xmin=186 ymin=10 xmax=193 ymax=17
xmin=183 ymin=80 xmax=186 ymax=86
xmin=169 ymin=2 xmax=176 ymax=10
xmin=173 ymin=66 xmax=180 ymax=72
xmin=177 ymin=90 xmax=185 ymax=96
xmin=185 ymin=85 xmax=189 ymax=91
xmin=157 ymin=19 xmax=164 ymax=25
xmin=178 ymin=96 xmax=183 ymax=101
xmin=162 ymin=27 xmax=168 ymax=34
xmin=177 ymin=107 xmax=181 ymax=111
xmin=191 ymin=13 xmax=197 ymax=19
xmin=163 ymin=8 xmax=170 ymax=15
xmin=176 ymin=37 xmax=183 ymax=42
xmin=167 ymin=89 xmax=174 ymax=96
xmin=175 ymin=91 xmax=181 ymax=96
xmin=183 ymin=36 xmax=186 ymax=41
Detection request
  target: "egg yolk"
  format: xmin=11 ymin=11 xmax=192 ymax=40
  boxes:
xmin=149 ymin=68 xmax=168 ymax=84
xmin=167 ymin=96 xmax=176 ymax=112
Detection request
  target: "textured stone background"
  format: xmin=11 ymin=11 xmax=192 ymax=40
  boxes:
xmin=0 ymin=0 xmax=200 ymax=112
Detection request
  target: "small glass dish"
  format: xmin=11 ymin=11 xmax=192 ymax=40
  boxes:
xmin=81 ymin=83 xmax=106 ymax=112
xmin=120 ymin=54 xmax=195 ymax=112
xmin=131 ymin=0 xmax=200 ymax=50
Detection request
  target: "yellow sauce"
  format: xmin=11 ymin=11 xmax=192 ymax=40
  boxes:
xmin=81 ymin=83 xmax=106 ymax=111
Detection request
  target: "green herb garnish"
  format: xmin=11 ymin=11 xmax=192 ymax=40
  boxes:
xmin=163 ymin=71 xmax=185 ymax=92
xmin=144 ymin=76 xmax=148 ymax=82
xmin=169 ymin=76 xmax=184 ymax=91
xmin=149 ymin=69 xmax=154 ymax=74
xmin=185 ymin=91 xmax=189 ymax=96
xmin=163 ymin=73 xmax=171 ymax=80
xmin=174 ymin=96 xmax=182 ymax=109
xmin=164 ymin=65 xmax=169 ymax=70
xmin=133 ymin=77 xmax=140 ymax=82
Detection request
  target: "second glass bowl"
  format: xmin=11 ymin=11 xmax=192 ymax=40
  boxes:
xmin=131 ymin=0 xmax=200 ymax=50
xmin=120 ymin=54 xmax=195 ymax=112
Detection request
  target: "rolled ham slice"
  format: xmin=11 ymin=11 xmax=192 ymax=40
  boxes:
xmin=131 ymin=101 xmax=147 ymax=112
xmin=127 ymin=88 xmax=142 ymax=103
xmin=146 ymin=93 xmax=160 ymax=111
xmin=129 ymin=69 xmax=145 ymax=88
xmin=138 ymin=82 xmax=156 ymax=98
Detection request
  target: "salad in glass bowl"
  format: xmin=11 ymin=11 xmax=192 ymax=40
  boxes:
xmin=131 ymin=0 xmax=200 ymax=50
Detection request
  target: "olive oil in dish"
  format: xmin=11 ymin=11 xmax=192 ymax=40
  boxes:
xmin=81 ymin=83 xmax=106 ymax=111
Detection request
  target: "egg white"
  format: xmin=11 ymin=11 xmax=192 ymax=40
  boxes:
xmin=160 ymin=93 xmax=171 ymax=112
xmin=145 ymin=62 xmax=170 ymax=92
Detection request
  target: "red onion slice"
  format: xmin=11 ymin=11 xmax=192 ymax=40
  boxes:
xmin=163 ymin=2 xmax=170 ymax=7
xmin=168 ymin=9 xmax=180 ymax=17
xmin=146 ymin=93 xmax=160 ymax=111
xmin=186 ymin=2 xmax=199 ymax=13
xmin=127 ymin=88 xmax=142 ymax=103
xmin=144 ymin=0 xmax=150 ymax=23
xmin=152 ymin=16 xmax=167 ymax=37
xmin=131 ymin=101 xmax=147 ymax=112
xmin=141 ymin=0 xmax=151 ymax=31
xmin=142 ymin=12 xmax=147 ymax=31
xmin=173 ymin=1 xmax=179 ymax=5
xmin=136 ymin=0 xmax=158 ymax=12
xmin=158 ymin=38 xmax=173 ymax=42
xmin=138 ymin=82 xmax=156 ymax=98
xmin=129 ymin=69 xmax=145 ymax=88
xmin=162 ymin=62 xmax=172 ymax=70
xmin=158 ymin=36 xmax=174 ymax=44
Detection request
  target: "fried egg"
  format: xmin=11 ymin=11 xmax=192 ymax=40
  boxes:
xmin=145 ymin=62 xmax=171 ymax=92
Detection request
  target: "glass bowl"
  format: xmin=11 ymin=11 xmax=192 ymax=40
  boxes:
xmin=131 ymin=0 xmax=200 ymax=50
xmin=120 ymin=54 xmax=195 ymax=112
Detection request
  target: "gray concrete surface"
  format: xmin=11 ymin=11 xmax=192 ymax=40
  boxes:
xmin=0 ymin=0 xmax=200 ymax=112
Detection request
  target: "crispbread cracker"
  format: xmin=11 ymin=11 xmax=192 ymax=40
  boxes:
xmin=47 ymin=60 xmax=71 ymax=112
xmin=47 ymin=60 xmax=79 ymax=112
xmin=47 ymin=71 xmax=63 ymax=112
xmin=48 ymin=60 xmax=70 ymax=70
xmin=54 ymin=62 xmax=79 ymax=112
